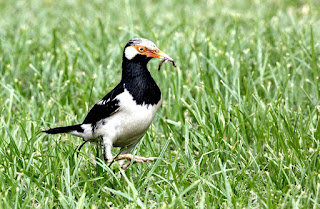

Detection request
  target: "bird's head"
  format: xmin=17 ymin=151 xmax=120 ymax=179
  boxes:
xmin=123 ymin=38 xmax=174 ymax=66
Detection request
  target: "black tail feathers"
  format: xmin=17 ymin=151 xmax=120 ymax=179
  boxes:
xmin=43 ymin=124 xmax=83 ymax=134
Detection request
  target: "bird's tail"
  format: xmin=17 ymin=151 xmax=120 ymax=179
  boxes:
xmin=43 ymin=124 xmax=83 ymax=135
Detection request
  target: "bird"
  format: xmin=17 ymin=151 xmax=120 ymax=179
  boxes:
xmin=43 ymin=38 xmax=176 ymax=169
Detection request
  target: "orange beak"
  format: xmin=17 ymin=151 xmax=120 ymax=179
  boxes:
xmin=146 ymin=49 xmax=174 ymax=62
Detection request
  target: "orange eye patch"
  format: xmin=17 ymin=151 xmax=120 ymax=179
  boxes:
xmin=133 ymin=45 xmax=147 ymax=53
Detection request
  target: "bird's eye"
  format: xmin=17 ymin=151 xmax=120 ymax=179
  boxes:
xmin=139 ymin=47 xmax=144 ymax=52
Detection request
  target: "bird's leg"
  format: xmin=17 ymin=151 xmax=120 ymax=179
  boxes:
xmin=121 ymin=160 xmax=132 ymax=170
xmin=114 ymin=154 xmax=157 ymax=169
xmin=108 ymin=147 xmax=125 ymax=168
xmin=102 ymin=137 xmax=113 ymax=162
xmin=103 ymin=142 xmax=156 ymax=169
xmin=115 ymin=144 xmax=136 ymax=169
xmin=115 ymin=154 xmax=157 ymax=162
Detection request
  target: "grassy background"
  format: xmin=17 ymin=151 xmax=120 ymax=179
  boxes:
xmin=1 ymin=0 xmax=320 ymax=208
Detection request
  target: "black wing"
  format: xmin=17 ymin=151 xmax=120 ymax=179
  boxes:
xmin=83 ymin=83 xmax=124 ymax=124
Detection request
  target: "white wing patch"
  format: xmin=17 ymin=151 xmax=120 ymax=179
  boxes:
xmin=97 ymin=98 xmax=110 ymax=105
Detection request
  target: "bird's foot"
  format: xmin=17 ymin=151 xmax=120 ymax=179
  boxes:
xmin=109 ymin=154 xmax=156 ymax=169
xmin=117 ymin=154 xmax=156 ymax=162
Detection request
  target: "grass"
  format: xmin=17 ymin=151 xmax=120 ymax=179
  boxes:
xmin=0 ymin=0 xmax=320 ymax=208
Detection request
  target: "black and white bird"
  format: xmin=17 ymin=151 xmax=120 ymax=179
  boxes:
xmin=43 ymin=38 xmax=175 ymax=169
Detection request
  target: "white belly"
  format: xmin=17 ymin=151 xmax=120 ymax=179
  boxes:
xmin=93 ymin=89 xmax=161 ymax=147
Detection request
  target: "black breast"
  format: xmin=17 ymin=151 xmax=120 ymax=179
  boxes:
xmin=124 ymin=75 xmax=161 ymax=105
xmin=122 ymin=60 xmax=161 ymax=106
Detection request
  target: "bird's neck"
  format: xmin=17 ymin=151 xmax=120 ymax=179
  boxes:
xmin=121 ymin=60 xmax=151 ymax=81
xmin=121 ymin=59 xmax=161 ymax=105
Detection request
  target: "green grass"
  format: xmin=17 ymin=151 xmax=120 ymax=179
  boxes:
xmin=1 ymin=0 xmax=320 ymax=208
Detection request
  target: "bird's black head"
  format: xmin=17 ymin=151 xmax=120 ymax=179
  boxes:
xmin=123 ymin=38 xmax=173 ymax=65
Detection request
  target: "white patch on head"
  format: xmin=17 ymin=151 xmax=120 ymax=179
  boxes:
xmin=125 ymin=38 xmax=158 ymax=60
xmin=125 ymin=46 xmax=139 ymax=60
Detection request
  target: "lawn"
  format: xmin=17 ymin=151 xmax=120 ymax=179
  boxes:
xmin=1 ymin=0 xmax=320 ymax=208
